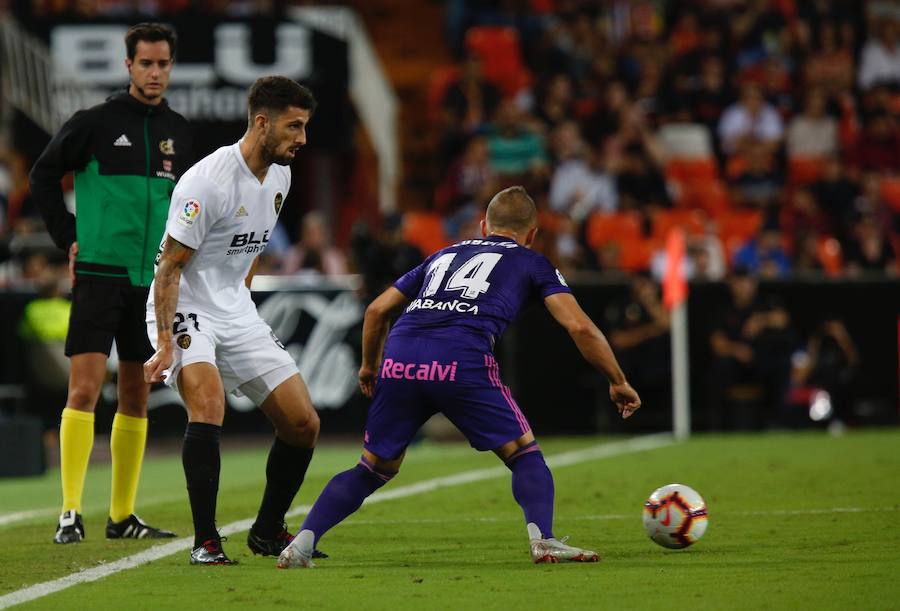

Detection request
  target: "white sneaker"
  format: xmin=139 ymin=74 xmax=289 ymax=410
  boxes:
xmin=530 ymin=537 xmax=600 ymax=564
xmin=277 ymin=541 xmax=315 ymax=569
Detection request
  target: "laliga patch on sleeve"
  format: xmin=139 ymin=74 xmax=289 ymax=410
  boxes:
xmin=556 ymin=269 xmax=568 ymax=287
xmin=176 ymin=200 xmax=201 ymax=228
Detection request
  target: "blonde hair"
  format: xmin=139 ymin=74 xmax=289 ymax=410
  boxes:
xmin=485 ymin=186 xmax=537 ymax=234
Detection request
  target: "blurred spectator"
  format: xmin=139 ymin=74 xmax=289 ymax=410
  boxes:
xmin=843 ymin=215 xmax=898 ymax=275
xmin=809 ymin=156 xmax=859 ymax=241
xmin=484 ymin=99 xmax=547 ymax=178
xmin=708 ymin=270 xmax=795 ymax=430
xmin=350 ymin=217 xmax=423 ymax=303
xmin=788 ymin=316 xmax=859 ymax=426
xmin=612 ymin=140 xmax=670 ymax=211
xmin=803 ymin=21 xmax=855 ymax=100
xmin=651 ymin=231 xmax=726 ymax=283
xmin=440 ymin=53 xmax=501 ymax=163
xmin=783 ymin=187 xmax=833 ymax=240
xmin=435 ymin=135 xmax=497 ymax=239
xmin=688 ymin=56 xmax=731 ymax=137
xmin=729 ymin=143 xmax=783 ymax=209
xmin=583 ymin=80 xmax=630 ymax=146
xmin=858 ymin=15 xmax=900 ymax=90
xmin=786 ymin=89 xmax=839 ymax=160
xmin=534 ymin=73 xmax=575 ymax=131
xmin=718 ymin=82 xmax=784 ymax=157
xmin=442 ymin=53 xmax=501 ymax=135
xmin=281 ymin=211 xmax=348 ymax=277
xmin=548 ymin=145 xmax=617 ymax=222
xmin=18 ymin=277 xmax=70 ymax=430
xmin=604 ymin=275 xmax=671 ymax=417
xmin=849 ymin=109 xmax=900 ymax=173
xmin=731 ymin=0 xmax=788 ymax=69
xmin=732 ymin=225 xmax=792 ymax=278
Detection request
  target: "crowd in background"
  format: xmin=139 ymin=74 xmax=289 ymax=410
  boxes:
xmin=428 ymin=0 xmax=900 ymax=281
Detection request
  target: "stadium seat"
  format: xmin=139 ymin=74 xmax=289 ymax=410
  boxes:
xmin=464 ymin=26 xmax=531 ymax=96
xmin=652 ymin=208 xmax=709 ymax=242
xmin=665 ymin=157 xmax=718 ymax=184
xmin=676 ymin=180 xmax=732 ymax=216
xmin=717 ymin=209 xmax=764 ymax=258
xmin=402 ymin=211 xmax=451 ymax=256
xmin=584 ymin=211 xmax=643 ymax=251
xmin=618 ymin=236 xmax=653 ymax=272
xmin=880 ymin=176 xmax=900 ymax=213
xmin=788 ymin=157 xmax=826 ymax=186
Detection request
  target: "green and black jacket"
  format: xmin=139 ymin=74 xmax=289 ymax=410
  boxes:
xmin=30 ymin=91 xmax=193 ymax=287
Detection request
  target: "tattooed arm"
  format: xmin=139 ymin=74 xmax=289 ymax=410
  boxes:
xmin=144 ymin=235 xmax=196 ymax=383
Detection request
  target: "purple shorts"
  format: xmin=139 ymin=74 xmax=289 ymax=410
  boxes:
xmin=363 ymin=335 xmax=531 ymax=459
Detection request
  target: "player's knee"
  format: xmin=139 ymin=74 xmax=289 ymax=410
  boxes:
xmin=66 ymin=382 xmax=101 ymax=411
xmin=280 ymin=408 xmax=319 ymax=447
xmin=187 ymin=396 xmax=225 ymax=424
xmin=503 ymin=441 xmax=543 ymax=470
xmin=358 ymin=455 xmax=398 ymax=485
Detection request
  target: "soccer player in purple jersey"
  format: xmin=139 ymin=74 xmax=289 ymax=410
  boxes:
xmin=278 ymin=186 xmax=641 ymax=568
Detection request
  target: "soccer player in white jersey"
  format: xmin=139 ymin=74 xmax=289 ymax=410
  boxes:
xmin=145 ymin=76 xmax=321 ymax=565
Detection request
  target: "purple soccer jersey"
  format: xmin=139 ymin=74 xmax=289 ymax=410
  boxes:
xmin=391 ymin=235 xmax=571 ymax=350
xmin=363 ymin=236 xmax=572 ymax=459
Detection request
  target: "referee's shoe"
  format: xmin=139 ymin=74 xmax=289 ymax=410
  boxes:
xmin=106 ymin=514 xmax=177 ymax=539
xmin=53 ymin=510 xmax=85 ymax=544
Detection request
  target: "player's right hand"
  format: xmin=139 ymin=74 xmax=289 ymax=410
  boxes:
xmin=144 ymin=346 xmax=173 ymax=384
xmin=358 ymin=365 xmax=377 ymax=398
xmin=610 ymin=381 xmax=641 ymax=419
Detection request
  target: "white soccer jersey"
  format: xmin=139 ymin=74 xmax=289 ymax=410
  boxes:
xmin=148 ymin=141 xmax=290 ymax=320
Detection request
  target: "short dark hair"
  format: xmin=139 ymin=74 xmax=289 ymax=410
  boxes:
xmin=125 ymin=23 xmax=177 ymax=61
xmin=248 ymin=76 xmax=317 ymax=118
xmin=485 ymin=186 xmax=537 ymax=233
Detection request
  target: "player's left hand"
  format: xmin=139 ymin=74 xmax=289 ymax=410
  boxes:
xmin=358 ymin=365 xmax=377 ymax=398
xmin=610 ymin=381 xmax=641 ymax=419
xmin=144 ymin=345 xmax=173 ymax=384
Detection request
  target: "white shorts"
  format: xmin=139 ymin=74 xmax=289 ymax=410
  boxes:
xmin=147 ymin=305 xmax=298 ymax=406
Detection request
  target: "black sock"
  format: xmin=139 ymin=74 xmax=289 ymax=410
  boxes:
xmin=252 ymin=437 xmax=314 ymax=538
xmin=182 ymin=422 xmax=221 ymax=548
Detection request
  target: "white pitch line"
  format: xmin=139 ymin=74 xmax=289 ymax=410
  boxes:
xmin=0 ymin=433 xmax=673 ymax=610
xmin=0 ymin=509 xmax=55 ymax=527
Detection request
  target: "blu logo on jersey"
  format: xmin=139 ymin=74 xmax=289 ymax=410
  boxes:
xmin=227 ymin=230 xmax=270 ymax=256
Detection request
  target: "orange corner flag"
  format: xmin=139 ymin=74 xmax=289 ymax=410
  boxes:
xmin=663 ymin=227 xmax=688 ymax=310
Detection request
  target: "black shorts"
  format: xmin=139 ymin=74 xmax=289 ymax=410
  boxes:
xmin=65 ymin=277 xmax=153 ymax=362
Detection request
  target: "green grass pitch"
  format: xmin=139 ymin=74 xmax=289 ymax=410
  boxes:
xmin=1 ymin=429 xmax=898 ymax=610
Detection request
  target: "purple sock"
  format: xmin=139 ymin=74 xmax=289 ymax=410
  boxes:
xmin=300 ymin=457 xmax=394 ymax=545
xmin=507 ymin=445 xmax=554 ymax=539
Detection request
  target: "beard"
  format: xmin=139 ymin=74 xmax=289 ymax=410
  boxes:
xmin=262 ymin=130 xmax=294 ymax=166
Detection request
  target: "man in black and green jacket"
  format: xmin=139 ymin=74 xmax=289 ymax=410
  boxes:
xmin=30 ymin=22 xmax=192 ymax=545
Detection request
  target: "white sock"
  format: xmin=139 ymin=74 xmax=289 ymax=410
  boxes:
xmin=526 ymin=522 xmax=542 ymax=541
xmin=296 ymin=529 xmax=315 ymax=554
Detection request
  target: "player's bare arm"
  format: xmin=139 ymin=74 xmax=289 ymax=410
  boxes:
xmin=359 ymin=287 xmax=410 ymax=397
xmin=144 ymin=235 xmax=195 ymax=383
xmin=544 ymin=292 xmax=641 ymax=418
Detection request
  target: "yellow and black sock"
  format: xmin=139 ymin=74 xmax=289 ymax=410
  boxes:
xmin=109 ymin=413 xmax=148 ymax=523
xmin=60 ymin=407 xmax=95 ymax=513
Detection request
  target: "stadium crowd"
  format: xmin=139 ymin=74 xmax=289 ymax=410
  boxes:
xmin=0 ymin=0 xmax=898 ymax=288
xmin=425 ymin=0 xmax=900 ymax=281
